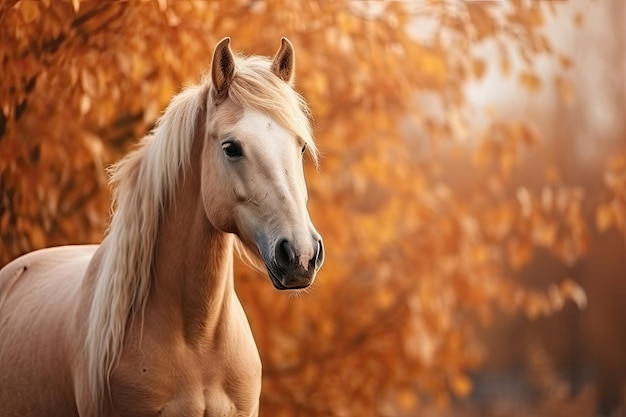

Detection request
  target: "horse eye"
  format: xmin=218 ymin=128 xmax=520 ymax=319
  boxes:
xmin=301 ymin=144 xmax=307 ymax=155
xmin=222 ymin=141 xmax=243 ymax=159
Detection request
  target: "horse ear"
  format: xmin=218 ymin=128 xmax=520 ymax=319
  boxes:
xmin=271 ymin=37 xmax=295 ymax=85
xmin=211 ymin=37 xmax=235 ymax=103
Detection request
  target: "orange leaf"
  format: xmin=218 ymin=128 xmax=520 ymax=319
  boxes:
xmin=596 ymin=203 xmax=614 ymax=232
xmin=450 ymin=373 xmax=473 ymax=398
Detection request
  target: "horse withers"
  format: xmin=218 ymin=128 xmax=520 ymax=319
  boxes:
xmin=0 ymin=37 xmax=323 ymax=417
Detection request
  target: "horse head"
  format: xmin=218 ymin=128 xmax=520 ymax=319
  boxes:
xmin=200 ymin=38 xmax=324 ymax=290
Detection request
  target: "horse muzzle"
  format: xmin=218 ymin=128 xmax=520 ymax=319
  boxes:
xmin=262 ymin=236 xmax=324 ymax=290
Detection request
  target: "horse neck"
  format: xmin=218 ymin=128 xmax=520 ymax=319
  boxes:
xmin=148 ymin=155 xmax=235 ymax=344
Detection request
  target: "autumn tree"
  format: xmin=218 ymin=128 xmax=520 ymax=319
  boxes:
xmin=1 ymin=1 xmax=622 ymax=416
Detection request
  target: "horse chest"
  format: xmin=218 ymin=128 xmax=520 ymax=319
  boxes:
xmin=111 ymin=381 xmax=238 ymax=417
xmin=110 ymin=334 xmax=261 ymax=417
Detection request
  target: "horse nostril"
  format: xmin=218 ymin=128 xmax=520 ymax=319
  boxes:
xmin=310 ymin=239 xmax=324 ymax=270
xmin=275 ymin=239 xmax=295 ymax=269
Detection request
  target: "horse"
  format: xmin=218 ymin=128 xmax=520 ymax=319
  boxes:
xmin=0 ymin=37 xmax=324 ymax=417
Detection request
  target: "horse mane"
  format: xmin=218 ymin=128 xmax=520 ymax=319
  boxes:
xmin=85 ymin=52 xmax=316 ymax=407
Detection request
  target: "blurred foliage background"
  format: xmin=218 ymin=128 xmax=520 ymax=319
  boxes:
xmin=1 ymin=0 xmax=625 ymax=416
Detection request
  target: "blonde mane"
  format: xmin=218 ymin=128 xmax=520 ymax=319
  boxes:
xmin=85 ymin=53 xmax=316 ymax=406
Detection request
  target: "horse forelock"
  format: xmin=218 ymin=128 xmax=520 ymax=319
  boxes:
xmin=207 ymin=54 xmax=318 ymax=164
